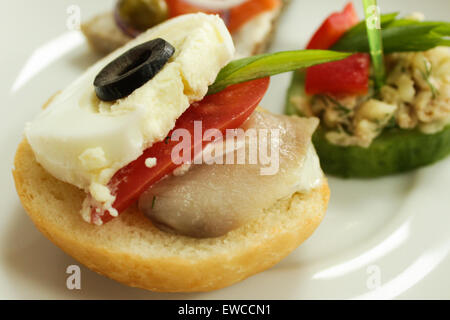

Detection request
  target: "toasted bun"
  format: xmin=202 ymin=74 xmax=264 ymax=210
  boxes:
xmin=13 ymin=139 xmax=329 ymax=292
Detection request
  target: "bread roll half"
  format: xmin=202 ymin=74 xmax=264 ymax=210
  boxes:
xmin=13 ymin=139 xmax=329 ymax=292
xmin=81 ymin=0 xmax=290 ymax=57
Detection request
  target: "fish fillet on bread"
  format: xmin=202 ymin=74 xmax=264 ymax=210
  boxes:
xmin=13 ymin=12 xmax=329 ymax=292
xmin=13 ymin=137 xmax=329 ymax=292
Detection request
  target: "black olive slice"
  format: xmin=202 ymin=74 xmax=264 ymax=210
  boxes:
xmin=94 ymin=38 xmax=175 ymax=101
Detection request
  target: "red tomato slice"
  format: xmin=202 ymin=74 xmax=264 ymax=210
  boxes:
xmin=305 ymin=2 xmax=369 ymax=95
xmin=90 ymin=78 xmax=270 ymax=224
xmin=306 ymin=2 xmax=359 ymax=50
xmin=165 ymin=0 xmax=281 ymax=33
xmin=305 ymin=53 xmax=370 ymax=95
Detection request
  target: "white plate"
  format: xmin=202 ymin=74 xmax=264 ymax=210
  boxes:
xmin=1 ymin=0 xmax=449 ymax=299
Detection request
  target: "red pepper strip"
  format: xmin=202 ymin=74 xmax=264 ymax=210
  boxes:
xmin=305 ymin=53 xmax=371 ymax=95
xmin=306 ymin=2 xmax=359 ymax=50
xmin=305 ymin=2 xmax=370 ymax=96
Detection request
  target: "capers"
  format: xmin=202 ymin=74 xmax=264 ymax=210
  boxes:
xmin=116 ymin=0 xmax=168 ymax=35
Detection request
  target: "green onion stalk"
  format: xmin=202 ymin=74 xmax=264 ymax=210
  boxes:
xmin=363 ymin=0 xmax=386 ymax=89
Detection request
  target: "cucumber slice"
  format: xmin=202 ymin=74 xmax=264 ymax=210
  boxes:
xmin=312 ymin=125 xmax=450 ymax=178
xmin=285 ymin=70 xmax=450 ymax=178
xmin=285 ymin=70 xmax=307 ymax=117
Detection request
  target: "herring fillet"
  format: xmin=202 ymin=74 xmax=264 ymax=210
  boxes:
xmin=139 ymin=112 xmax=321 ymax=238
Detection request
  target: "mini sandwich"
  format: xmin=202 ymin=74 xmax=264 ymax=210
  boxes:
xmin=286 ymin=3 xmax=450 ymax=178
xmin=13 ymin=13 xmax=344 ymax=292
xmin=82 ymin=0 xmax=290 ymax=58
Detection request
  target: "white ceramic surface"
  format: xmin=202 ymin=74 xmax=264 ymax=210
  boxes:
xmin=1 ymin=0 xmax=449 ymax=299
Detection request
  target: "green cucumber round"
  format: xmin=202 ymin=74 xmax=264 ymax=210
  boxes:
xmin=312 ymin=125 xmax=450 ymax=178
xmin=285 ymin=70 xmax=450 ymax=178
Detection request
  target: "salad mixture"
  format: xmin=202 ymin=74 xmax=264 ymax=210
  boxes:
xmin=290 ymin=5 xmax=450 ymax=148
xmin=294 ymin=45 xmax=450 ymax=147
